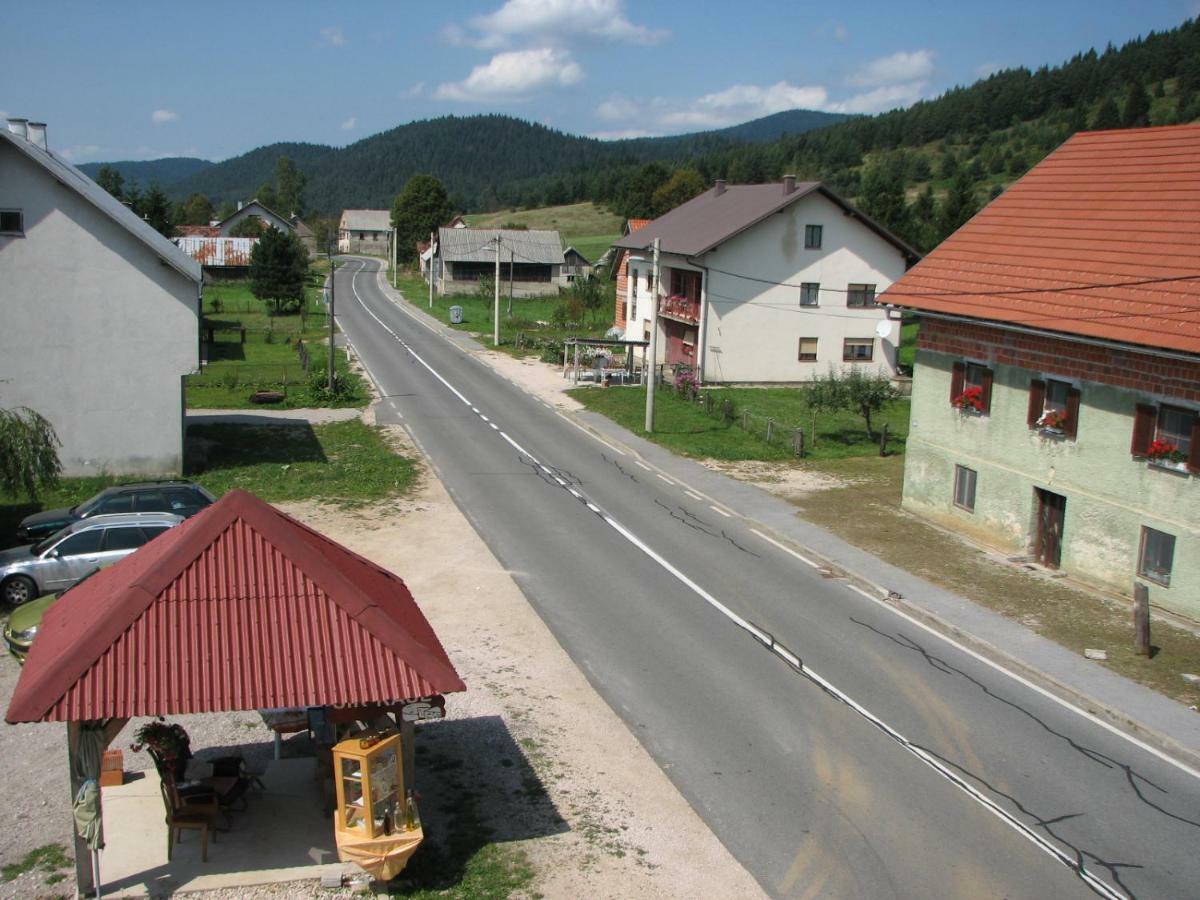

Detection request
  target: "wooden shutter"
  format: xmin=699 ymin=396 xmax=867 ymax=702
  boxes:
xmin=1064 ymin=387 xmax=1081 ymax=440
xmin=1130 ymin=404 xmax=1157 ymax=456
xmin=950 ymin=361 xmax=965 ymax=405
xmin=1027 ymin=379 xmax=1046 ymax=428
xmin=1189 ymin=418 xmax=1200 ymax=473
xmin=980 ymin=367 xmax=994 ymax=414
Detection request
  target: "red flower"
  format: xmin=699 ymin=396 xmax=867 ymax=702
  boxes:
xmin=954 ymin=385 xmax=985 ymax=412
xmin=1146 ymin=439 xmax=1178 ymax=460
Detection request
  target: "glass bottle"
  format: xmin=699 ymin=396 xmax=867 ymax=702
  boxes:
xmin=404 ymin=788 xmax=419 ymax=830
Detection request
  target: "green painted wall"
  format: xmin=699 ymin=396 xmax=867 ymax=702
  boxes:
xmin=903 ymin=349 xmax=1199 ymax=619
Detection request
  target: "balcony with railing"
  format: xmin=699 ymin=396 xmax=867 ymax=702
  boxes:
xmin=660 ymin=293 xmax=701 ymax=324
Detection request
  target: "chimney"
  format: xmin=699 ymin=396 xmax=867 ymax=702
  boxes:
xmin=782 ymin=174 xmax=796 ymax=195
xmin=6 ymin=118 xmax=28 ymax=140
xmin=714 ymin=179 xmax=726 ymax=196
xmin=237 ymin=200 xmax=244 ymax=211
xmin=26 ymin=122 xmax=47 ymax=150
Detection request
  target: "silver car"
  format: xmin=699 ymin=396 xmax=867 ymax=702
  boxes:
xmin=0 ymin=512 xmax=183 ymax=605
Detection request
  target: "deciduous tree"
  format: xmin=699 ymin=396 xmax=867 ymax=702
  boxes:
xmin=650 ymin=169 xmax=706 ymax=217
xmin=0 ymin=407 xmax=61 ymax=500
xmin=391 ymin=175 xmax=453 ymax=264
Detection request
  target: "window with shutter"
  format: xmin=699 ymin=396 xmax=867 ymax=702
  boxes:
xmin=1027 ymin=379 xmax=1046 ymax=428
xmin=1131 ymin=404 xmax=1157 ymax=456
xmin=952 ymin=361 xmax=992 ymax=414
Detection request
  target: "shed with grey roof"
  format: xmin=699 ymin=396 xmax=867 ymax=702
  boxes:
xmin=433 ymin=227 xmax=566 ymax=297
xmin=339 ymin=209 xmax=393 ymax=255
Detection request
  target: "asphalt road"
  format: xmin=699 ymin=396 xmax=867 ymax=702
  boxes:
xmin=335 ymin=258 xmax=1199 ymax=900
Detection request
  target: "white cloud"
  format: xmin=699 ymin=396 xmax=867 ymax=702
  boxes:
xmin=597 ymin=96 xmax=639 ymax=121
xmin=58 ymin=144 xmax=102 ymax=161
xmin=591 ymin=128 xmax=657 ymax=140
xmin=434 ymin=48 xmax=583 ymax=101
xmin=453 ymin=0 xmax=666 ymax=48
xmin=320 ymin=26 xmax=346 ymax=46
xmin=341 ymin=116 xmax=357 ymax=130
xmin=659 ymin=81 xmax=829 ymax=129
xmin=975 ymin=61 xmax=1005 ymax=79
xmin=833 ymin=23 xmax=849 ymax=42
xmin=849 ymin=49 xmax=934 ymax=87
xmin=403 ymin=82 xmax=426 ymax=98
xmin=151 ymin=109 xmax=178 ymax=124
xmin=829 ymin=82 xmax=927 ymax=114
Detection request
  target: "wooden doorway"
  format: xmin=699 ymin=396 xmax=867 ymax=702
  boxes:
xmin=1035 ymin=488 xmax=1066 ymax=568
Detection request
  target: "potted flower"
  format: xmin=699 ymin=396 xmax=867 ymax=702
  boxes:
xmin=131 ymin=718 xmax=192 ymax=781
xmin=953 ymin=385 xmax=985 ymax=413
xmin=1037 ymin=409 xmax=1067 ymax=433
xmin=1146 ymin=439 xmax=1188 ymax=470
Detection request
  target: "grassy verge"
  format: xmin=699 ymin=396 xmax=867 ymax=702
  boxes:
xmin=1 ymin=843 xmax=71 ymax=884
xmin=187 ymin=269 xmax=368 ymax=409
xmin=393 ymin=270 xmax=612 ymax=360
xmin=792 ymin=456 xmax=1200 ymax=707
xmin=570 ymin=384 xmax=909 ymax=461
xmin=0 ymin=421 xmax=419 ymax=544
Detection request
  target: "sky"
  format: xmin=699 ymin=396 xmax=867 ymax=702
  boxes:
xmin=3 ymin=0 xmax=1197 ymax=164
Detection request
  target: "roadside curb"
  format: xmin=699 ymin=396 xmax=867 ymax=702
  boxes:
xmin=363 ymin=259 xmax=1200 ymax=776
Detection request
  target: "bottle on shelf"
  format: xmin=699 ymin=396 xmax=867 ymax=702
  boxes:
xmin=404 ymin=788 xmax=419 ymax=831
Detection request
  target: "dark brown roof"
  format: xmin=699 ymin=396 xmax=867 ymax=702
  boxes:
xmin=614 ymin=181 xmax=919 ymax=261
xmin=882 ymin=123 xmax=1200 ymax=355
xmin=6 ymin=490 xmax=464 ymax=723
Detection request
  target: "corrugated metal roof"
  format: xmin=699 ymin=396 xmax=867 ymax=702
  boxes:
xmin=614 ymin=181 xmax=918 ymax=262
xmin=6 ymin=490 xmax=465 ymax=723
xmin=174 ymin=236 xmax=256 ymax=267
xmin=882 ymin=123 xmax=1200 ymax=356
xmin=177 ymin=225 xmax=221 ymax=238
xmin=438 ymin=227 xmax=564 ymax=264
xmin=341 ymin=209 xmax=392 ymax=231
xmin=0 ymin=129 xmax=201 ymax=283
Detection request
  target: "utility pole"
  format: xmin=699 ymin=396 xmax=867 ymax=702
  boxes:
xmin=391 ymin=226 xmax=397 ymax=289
xmin=493 ymin=234 xmax=501 ymax=346
xmin=327 ymin=243 xmax=336 ymax=392
xmin=508 ymin=246 xmax=514 ymax=315
xmin=428 ymin=230 xmax=435 ymax=308
xmin=644 ymin=237 xmax=661 ymax=433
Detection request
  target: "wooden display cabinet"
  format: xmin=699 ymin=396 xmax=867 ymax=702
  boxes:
xmin=333 ymin=731 xmax=405 ymax=840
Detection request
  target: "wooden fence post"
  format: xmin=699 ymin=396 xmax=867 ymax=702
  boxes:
xmin=1133 ymin=582 xmax=1151 ymax=656
xmin=766 ymin=418 xmax=774 ymax=443
xmin=793 ymin=429 xmax=804 ymax=457
xmin=879 ymin=423 xmax=889 ymax=457
xmin=742 ymin=409 xmax=750 ymax=431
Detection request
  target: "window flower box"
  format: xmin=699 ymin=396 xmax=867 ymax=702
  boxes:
xmin=1145 ymin=439 xmax=1191 ymax=473
xmin=953 ymin=385 xmax=985 ymax=413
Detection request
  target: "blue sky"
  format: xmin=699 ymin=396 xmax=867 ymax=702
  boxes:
xmin=3 ymin=1 xmax=1197 ymax=163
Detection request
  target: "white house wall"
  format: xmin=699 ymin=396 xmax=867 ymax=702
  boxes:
xmin=0 ymin=144 xmax=199 ymax=475
xmin=701 ymin=192 xmax=906 ymax=383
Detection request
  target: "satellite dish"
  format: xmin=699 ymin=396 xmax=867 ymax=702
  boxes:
xmin=875 ymin=319 xmax=892 ymax=338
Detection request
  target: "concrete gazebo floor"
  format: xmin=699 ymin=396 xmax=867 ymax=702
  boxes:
xmin=97 ymin=758 xmax=361 ymax=896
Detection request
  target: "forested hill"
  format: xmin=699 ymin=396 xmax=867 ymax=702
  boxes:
xmin=158 ymin=109 xmax=847 ymax=214
xmin=77 ymin=157 xmax=212 ymax=189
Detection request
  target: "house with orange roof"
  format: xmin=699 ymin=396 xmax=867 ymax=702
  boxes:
xmin=884 ymin=123 xmax=1200 ymax=618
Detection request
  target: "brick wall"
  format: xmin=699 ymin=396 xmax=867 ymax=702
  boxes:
xmin=614 ymin=250 xmax=629 ymax=328
xmin=919 ymin=318 xmax=1200 ymax=403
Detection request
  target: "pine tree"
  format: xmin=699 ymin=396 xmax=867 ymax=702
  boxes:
xmin=95 ymin=165 xmax=124 ymax=201
xmin=1121 ymin=80 xmax=1152 ymax=127
xmin=937 ymin=172 xmax=980 ymax=241
xmin=250 ymin=227 xmax=309 ymax=314
xmin=1090 ymin=95 xmax=1121 ymax=129
xmin=391 ymin=175 xmax=453 ymax=264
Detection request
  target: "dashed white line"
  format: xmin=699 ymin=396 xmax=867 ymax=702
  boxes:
xmin=685 ymin=490 xmax=704 ymax=502
xmin=710 ymin=505 xmax=732 ymax=518
xmin=656 ymin=473 xmax=674 ymax=485
xmin=635 ymin=461 xmax=651 ymax=471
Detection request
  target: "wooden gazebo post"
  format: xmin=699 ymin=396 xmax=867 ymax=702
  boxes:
xmin=67 ymin=718 xmax=127 ymax=896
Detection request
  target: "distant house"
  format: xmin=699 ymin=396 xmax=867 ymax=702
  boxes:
xmin=339 ymin=209 xmax=391 ymax=255
xmin=218 ymin=199 xmax=293 ymax=236
xmin=610 ymin=218 xmax=651 ymax=331
xmin=0 ymin=117 xmax=202 ymax=475
xmin=291 ymin=216 xmax=317 ymax=254
xmin=613 ymin=179 xmax=917 ymax=381
xmin=432 ymin=227 xmax=566 ymax=297
xmin=886 ymin=124 xmax=1200 ymax=619
xmin=173 ymin=235 xmax=256 ymax=279
xmin=562 ymin=246 xmax=592 ymax=283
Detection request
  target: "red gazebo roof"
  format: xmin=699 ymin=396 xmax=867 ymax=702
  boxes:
xmin=6 ymin=490 xmax=465 ymax=723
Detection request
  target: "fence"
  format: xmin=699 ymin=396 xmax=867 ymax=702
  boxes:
xmin=659 ymin=365 xmax=892 ymax=458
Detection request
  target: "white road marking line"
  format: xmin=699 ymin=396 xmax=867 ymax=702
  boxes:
xmin=751 ymin=529 xmax=819 ymax=568
xmin=345 ymin=261 xmax=1173 ymax=892
xmin=710 ymin=505 xmax=732 ymax=518
xmin=656 ymin=473 xmax=674 ymax=485
xmin=635 ymin=461 xmax=651 ymax=471
xmin=685 ymin=490 xmax=704 ymax=502
xmin=841 ymin=583 xmax=1200 ymax=782
xmin=553 ymin=410 xmax=627 ymax=456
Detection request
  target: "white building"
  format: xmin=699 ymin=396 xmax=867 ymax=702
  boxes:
xmin=614 ymin=178 xmax=919 ymax=382
xmin=338 ymin=209 xmax=392 ymax=255
xmin=0 ymin=118 xmax=202 ymax=475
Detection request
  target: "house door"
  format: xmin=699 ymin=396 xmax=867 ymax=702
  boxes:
xmin=1035 ymin=488 xmax=1066 ymax=568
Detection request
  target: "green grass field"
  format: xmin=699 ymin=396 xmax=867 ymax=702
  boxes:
xmin=570 ymin=384 xmax=910 ymax=461
xmin=187 ymin=270 xmax=368 ymax=409
xmin=464 ymin=202 xmax=621 ymax=267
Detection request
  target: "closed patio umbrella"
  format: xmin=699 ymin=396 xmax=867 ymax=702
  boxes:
xmin=72 ymin=722 xmax=107 ymax=896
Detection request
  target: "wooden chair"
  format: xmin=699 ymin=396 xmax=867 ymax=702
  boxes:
xmin=160 ymin=776 xmax=220 ymax=862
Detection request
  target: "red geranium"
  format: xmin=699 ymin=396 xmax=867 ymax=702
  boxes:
xmin=1146 ymin=439 xmax=1178 ymax=460
xmin=954 ymin=385 xmax=985 ymax=412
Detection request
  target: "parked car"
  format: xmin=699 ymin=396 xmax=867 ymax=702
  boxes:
xmin=16 ymin=481 xmax=214 ymax=543
xmin=4 ymin=566 xmax=107 ymax=663
xmin=0 ymin=512 xmax=183 ymax=606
